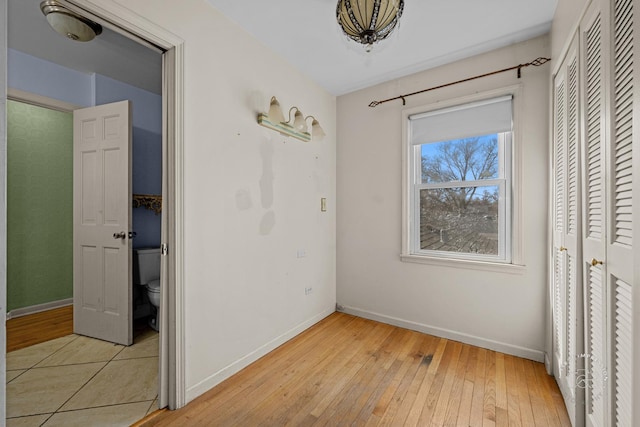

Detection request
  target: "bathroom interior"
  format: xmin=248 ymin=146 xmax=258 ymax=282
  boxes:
xmin=6 ymin=0 xmax=164 ymax=332
xmin=5 ymin=0 xmax=165 ymax=422
xmin=7 ymin=67 xmax=164 ymax=337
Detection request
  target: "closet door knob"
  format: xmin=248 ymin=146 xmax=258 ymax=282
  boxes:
xmin=559 ymin=246 xmax=568 ymax=252
xmin=591 ymin=258 xmax=603 ymax=267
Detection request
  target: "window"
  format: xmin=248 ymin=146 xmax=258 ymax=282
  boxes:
xmin=405 ymin=95 xmax=513 ymax=264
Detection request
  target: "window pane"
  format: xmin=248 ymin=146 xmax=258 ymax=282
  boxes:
xmin=420 ymin=134 xmax=499 ymax=184
xmin=419 ymin=186 xmax=499 ymax=255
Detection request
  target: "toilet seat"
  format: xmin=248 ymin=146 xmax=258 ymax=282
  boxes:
xmin=146 ymin=279 xmax=160 ymax=293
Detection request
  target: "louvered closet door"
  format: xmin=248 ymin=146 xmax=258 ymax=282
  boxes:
xmin=605 ymin=0 xmax=636 ymax=424
xmin=552 ymin=57 xmax=568 ymax=390
xmin=553 ymin=35 xmax=585 ymax=427
xmin=581 ymin=3 xmax=608 ymax=426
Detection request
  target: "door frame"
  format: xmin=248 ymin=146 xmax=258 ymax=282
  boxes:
xmin=1 ymin=0 xmax=7 ymax=420
xmin=2 ymin=0 xmax=186 ymax=411
xmin=66 ymin=1 xmax=186 ymax=409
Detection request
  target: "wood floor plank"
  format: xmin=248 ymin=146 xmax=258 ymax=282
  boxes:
xmin=306 ymin=322 xmax=397 ymax=425
xmin=283 ymin=330 xmax=413 ymax=426
xmin=305 ymin=324 xmax=398 ymax=425
xmin=504 ymin=355 xmax=523 ymax=426
xmin=458 ymin=380 xmax=476 ymax=427
xmin=376 ymin=335 xmax=440 ymax=426
xmin=404 ymin=337 xmax=450 ymax=426
xmin=393 ymin=336 xmax=445 ymax=426
xmin=515 ymin=356 xmax=536 ymax=426
xmin=536 ymin=362 xmax=572 ymax=427
xmin=140 ymin=313 xmax=571 ymax=427
xmin=495 ymin=352 xmax=509 ymax=427
xmin=427 ymin=341 xmax=464 ymax=426
xmin=212 ymin=317 xmax=383 ymax=425
xmin=6 ymin=305 xmax=73 ymax=352
xmin=259 ymin=329 xmax=391 ymax=426
xmin=483 ymin=350 xmax=497 ymax=427
xmin=351 ymin=330 xmax=415 ymax=423
xmin=456 ymin=346 xmax=478 ymax=426
xmin=443 ymin=343 xmax=471 ymax=426
xmin=524 ymin=359 xmax=552 ymax=426
xmin=533 ymin=362 xmax=563 ymax=427
xmin=410 ymin=339 xmax=456 ymax=425
xmin=370 ymin=332 xmax=424 ymax=421
xmin=370 ymin=331 xmax=421 ymax=418
xmin=469 ymin=347 xmax=488 ymax=426
xmin=151 ymin=313 xmax=361 ymax=427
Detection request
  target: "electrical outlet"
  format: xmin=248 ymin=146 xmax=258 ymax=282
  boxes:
xmin=297 ymin=249 xmax=306 ymax=258
xmin=305 ymin=287 xmax=313 ymax=295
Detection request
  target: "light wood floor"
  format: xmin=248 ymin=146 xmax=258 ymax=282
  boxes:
xmin=6 ymin=305 xmax=73 ymax=352
xmin=141 ymin=312 xmax=571 ymax=427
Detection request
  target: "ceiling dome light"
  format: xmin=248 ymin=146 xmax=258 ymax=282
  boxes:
xmin=40 ymin=0 xmax=102 ymax=42
xmin=336 ymin=0 xmax=404 ymax=52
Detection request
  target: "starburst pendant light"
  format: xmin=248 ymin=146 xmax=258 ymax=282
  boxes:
xmin=336 ymin=0 xmax=404 ymax=52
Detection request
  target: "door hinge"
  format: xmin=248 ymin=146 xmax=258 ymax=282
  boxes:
xmin=161 ymin=243 xmax=169 ymax=256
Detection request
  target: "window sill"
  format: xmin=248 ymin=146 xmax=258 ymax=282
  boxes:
xmin=400 ymin=253 xmax=526 ymax=275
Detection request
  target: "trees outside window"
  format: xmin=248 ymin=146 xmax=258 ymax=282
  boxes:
xmin=418 ymin=135 xmax=503 ymax=256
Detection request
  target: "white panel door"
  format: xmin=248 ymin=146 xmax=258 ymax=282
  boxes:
xmin=73 ymin=101 xmax=133 ymax=346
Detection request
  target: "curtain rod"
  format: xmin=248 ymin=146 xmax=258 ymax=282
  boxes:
xmin=368 ymin=57 xmax=551 ymax=108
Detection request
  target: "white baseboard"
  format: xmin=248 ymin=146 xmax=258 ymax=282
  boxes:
xmin=338 ymin=305 xmax=545 ymax=363
xmin=6 ymin=298 xmax=73 ymax=320
xmin=185 ymin=306 xmax=335 ymax=403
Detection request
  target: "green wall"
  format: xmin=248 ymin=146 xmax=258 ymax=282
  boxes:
xmin=7 ymin=100 xmax=73 ymax=311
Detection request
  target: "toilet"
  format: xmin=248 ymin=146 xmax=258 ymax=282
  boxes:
xmin=134 ymin=248 xmax=161 ymax=331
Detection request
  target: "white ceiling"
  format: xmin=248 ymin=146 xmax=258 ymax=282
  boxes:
xmin=206 ymin=0 xmax=558 ymax=95
xmin=7 ymin=1 xmax=558 ymax=97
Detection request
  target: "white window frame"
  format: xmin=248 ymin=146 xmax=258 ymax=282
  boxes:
xmin=411 ymin=132 xmax=512 ymax=262
xmin=401 ymin=87 xmax=525 ymax=273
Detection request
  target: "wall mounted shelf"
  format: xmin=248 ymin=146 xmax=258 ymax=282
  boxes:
xmin=133 ymin=194 xmax=162 ymax=215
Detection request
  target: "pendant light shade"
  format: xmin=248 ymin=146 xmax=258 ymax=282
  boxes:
xmin=310 ymin=118 xmax=326 ymax=140
xmin=267 ymin=96 xmax=285 ymax=123
xmin=336 ymin=0 xmax=404 ymax=51
xmin=292 ymin=110 xmax=307 ymax=133
xmin=40 ymin=0 xmax=102 ymax=42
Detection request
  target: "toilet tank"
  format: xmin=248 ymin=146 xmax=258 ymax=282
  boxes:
xmin=134 ymin=248 xmax=161 ymax=285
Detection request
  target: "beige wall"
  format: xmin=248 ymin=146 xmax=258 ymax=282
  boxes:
xmin=551 ymin=0 xmax=589 ymax=61
xmin=97 ymin=0 xmax=337 ymax=402
xmin=336 ymin=35 xmax=551 ymax=360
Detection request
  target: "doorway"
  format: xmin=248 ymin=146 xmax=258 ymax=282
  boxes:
xmin=2 ymin=0 xmax=185 ymax=416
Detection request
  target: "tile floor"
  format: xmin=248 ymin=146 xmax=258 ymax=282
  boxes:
xmin=6 ymin=328 xmax=159 ymax=426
